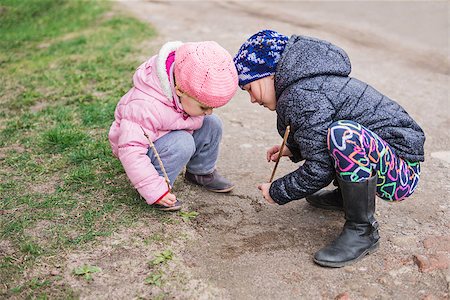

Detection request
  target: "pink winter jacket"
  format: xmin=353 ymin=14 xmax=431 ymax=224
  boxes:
xmin=108 ymin=42 xmax=204 ymax=204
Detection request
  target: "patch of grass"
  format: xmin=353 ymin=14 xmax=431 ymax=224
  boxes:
xmin=67 ymin=140 xmax=111 ymax=164
xmin=0 ymin=0 xmax=159 ymax=298
xmin=20 ymin=241 xmax=43 ymax=256
xmin=0 ymin=179 xmax=18 ymax=193
xmin=12 ymin=90 xmax=44 ymax=109
xmin=2 ymin=113 xmax=38 ymax=136
xmin=2 ymin=215 xmax=33 ymax=237
xmin=10 ymin=277 xmax=51 ymax=295
xmin=42 ymin=126 xmax=90 ymax=153
xmin=7 ymin=276 xmax=76 ymax=300
xmin=80 ymin=101 xmax=117 ymax=128
xmin=65 ymin=164 xmax=97 ymax=186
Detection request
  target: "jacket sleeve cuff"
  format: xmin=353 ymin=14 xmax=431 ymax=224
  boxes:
xmin=269 ymin=181 xmax=292 ymax=205
xmin=137 ymin=181 xmax=170 ymax=205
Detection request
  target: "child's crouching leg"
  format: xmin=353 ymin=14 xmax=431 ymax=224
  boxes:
xmin=314 ymin=120 xmax=420 ymax=267
xmin=305 ymin=120 xmax=366 ymax=211
xmin=327 ymin=120 xmax=421 ymax=202
xmin=147 ymin=131 xmax=196 ymax=185
xmin=376 ymin=152 xmax=421 ymax=202
xmin=185 ymin=115 xmax=234 ymax=192
xmin=187 ymin=114 xmax=223 ymax=174
xmin=312 ymin=121 xmax=380 ymax=267
xmin=327 ymin=120 xmax=374 ymax=182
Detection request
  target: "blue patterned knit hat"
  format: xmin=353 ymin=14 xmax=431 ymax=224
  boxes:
xmin=234 ymin=30 xmax=289 ymax=88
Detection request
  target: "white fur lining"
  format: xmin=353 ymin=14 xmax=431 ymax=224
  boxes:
xmin=156 ymin=41 xmax=183 ymax=101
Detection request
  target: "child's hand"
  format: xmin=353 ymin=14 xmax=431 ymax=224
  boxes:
xmin=258 ymin=183 xmax=277 ymax=205
xmin=266 ymin=145 xmax=293 ymax=162
xmin=158 ymin=193 xmax=177 ymax=207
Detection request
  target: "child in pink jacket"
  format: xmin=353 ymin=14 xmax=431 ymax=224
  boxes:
xmin=109 ymin=41 xmax=238 ymax=211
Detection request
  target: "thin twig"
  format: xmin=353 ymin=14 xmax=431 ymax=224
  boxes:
xmin=269 ymin=125 xmax=291 ymax=183
xmin=140 ymin=126 xmax=171 ymax=192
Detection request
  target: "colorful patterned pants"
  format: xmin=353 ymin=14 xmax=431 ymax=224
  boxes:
xmin=327 ymin=120 xmax=420 ymax=201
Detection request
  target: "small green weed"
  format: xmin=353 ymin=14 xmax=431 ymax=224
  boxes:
xmin=29 ymin=277 xmax=51 ymax=290
xmin=73 ymin=265 xmax=101 ymax=281
xmin=150 ymin=250 xmax=173 ymax=265
xmin=145 ymin=273 xmax=162 ymax=287
xmin=179 ymin=211 xmax=199 ymax=222
xmin=143 ymin=233 xmax=164 ymax=245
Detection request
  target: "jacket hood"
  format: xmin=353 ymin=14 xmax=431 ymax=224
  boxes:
xmin=275 ymin=35 xmax=351 ymax=96
xmin=132 ymin=41 xmax=183 ymax=107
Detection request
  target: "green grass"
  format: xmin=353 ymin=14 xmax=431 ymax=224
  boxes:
xmin=0 ymin=0 xmax=171 ymax=298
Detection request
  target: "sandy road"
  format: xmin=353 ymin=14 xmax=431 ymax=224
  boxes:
xmin=115 ymin=1 xmax=449 ymax=299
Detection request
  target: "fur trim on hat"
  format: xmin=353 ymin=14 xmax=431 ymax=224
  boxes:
xmin=156 ymin=41 xmax=183 ymax=101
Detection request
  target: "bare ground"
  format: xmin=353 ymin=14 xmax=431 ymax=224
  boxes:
xmin=59 ymin=1 xmax=450 ymax=299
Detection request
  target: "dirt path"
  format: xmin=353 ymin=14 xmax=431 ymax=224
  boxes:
xmin=104 ymin=1 xmax=449 ymax=299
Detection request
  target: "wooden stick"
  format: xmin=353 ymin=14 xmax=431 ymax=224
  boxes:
xmin=269 ymin=125 xmax=291 ymax=183
xmin=140 ymin=126 xmax=171 ymax=192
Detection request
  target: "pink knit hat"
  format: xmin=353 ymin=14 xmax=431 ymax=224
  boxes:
xmin=174 ymin=41 xmax=238 ymax=108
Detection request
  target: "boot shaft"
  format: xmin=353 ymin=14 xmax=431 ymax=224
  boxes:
xmin=336 ymin=175 xmax=377 ymax=225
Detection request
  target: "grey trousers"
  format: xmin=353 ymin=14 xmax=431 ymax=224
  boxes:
xmin=146 ymin=114 xmax=222 ymax=185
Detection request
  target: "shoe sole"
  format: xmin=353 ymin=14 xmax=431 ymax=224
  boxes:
xmin=313 ymin=241 xmax=380 ymax=268
xmin=152 ymin=200 xmax=183 ymax=212
xmin=206 ymin=185 xmax=235 ymax=193
xmin=185 ymin=178 xmax=235 ymax=193
xmin=154 ymin=205 xmax=182 ymax=212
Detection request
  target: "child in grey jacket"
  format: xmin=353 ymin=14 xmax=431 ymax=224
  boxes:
xmin=234 ymin=30 xmax=425 ymax=268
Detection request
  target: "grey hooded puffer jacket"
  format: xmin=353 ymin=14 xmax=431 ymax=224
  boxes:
xmin=270 ymin=35 xmax=425 ymax=205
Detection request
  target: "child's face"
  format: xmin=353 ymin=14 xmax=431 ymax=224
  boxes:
xmin=243 ymin=76 xmax=277 ymax=111
xmin=176 ymin=87 xmax=213 ymax=117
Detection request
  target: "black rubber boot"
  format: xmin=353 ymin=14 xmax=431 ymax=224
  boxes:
xmin=306 ymin=188 xmax=343 ymax=211
xmin=313 ymin=175 xmax=379 ymax=267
